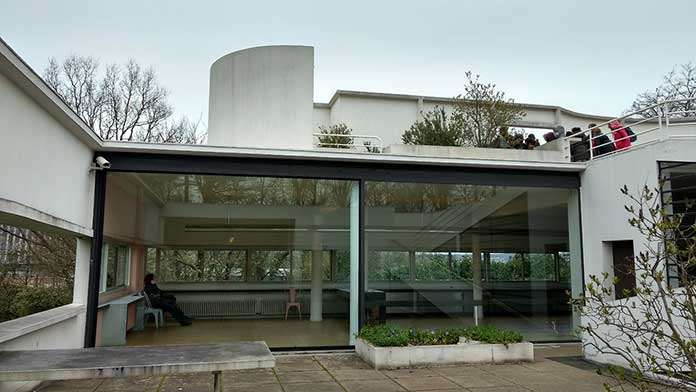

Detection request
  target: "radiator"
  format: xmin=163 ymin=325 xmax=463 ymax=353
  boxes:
xmin=178 ymin=297 xmax=336 ymax=319
xmin=179 ymin=299 xmax=256 ymax=318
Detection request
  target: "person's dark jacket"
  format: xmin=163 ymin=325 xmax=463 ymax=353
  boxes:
xmin=570 ymin=133 xmax=591 ymax=162
xmin=592 ymin=134 xmax=615 ymax=157
xmin=144 ymin=283 xmax=176 ymax=308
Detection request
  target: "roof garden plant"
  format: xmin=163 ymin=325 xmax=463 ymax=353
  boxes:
xmin=358 ymin=324 xmax=523 ymax=347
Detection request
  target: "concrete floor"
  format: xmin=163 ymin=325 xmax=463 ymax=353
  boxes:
xmin=36 ymin=344 xmax=654 ymax=392
xmin=125 ymin=316 xmax=574 ymax=348
xmin=126 ymin=318 xmax=350 ymax=348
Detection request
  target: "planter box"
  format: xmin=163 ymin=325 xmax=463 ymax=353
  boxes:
xmin=355 ymin=338 xmax=533 ymax=369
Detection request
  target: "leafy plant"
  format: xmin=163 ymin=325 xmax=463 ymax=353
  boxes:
xmin=401 ymin=73 xmax=525 ymax=148
xmin=453 ymin=71 xmax=526 ymax=148
xmin=402 ymin=106 xmax=462 ymax=146
xmin=358 ymin=324 xmax=523 ymax=347
xmin=317 ymin=123 xmax=354 ymax=149
xmin=0 ymin=285 xmax=72 ymax=322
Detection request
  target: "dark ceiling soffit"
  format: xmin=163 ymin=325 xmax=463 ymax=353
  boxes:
xmin=95 ymin=152 xmax=580 ymax=188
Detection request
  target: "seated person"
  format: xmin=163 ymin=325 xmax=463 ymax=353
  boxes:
xmin=143 ymin=273 xmax=192 ymax=326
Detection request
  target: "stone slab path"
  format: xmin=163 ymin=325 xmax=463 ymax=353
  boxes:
xmin=33 ymin=344 xmax=659 ymax=392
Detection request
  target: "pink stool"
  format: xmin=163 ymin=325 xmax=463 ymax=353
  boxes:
xmin=284 ymin=288 xmax=302 ymax=320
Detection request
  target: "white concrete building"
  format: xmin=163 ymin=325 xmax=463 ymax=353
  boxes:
xmin=1 ymin=42 xmax=695 ymax=391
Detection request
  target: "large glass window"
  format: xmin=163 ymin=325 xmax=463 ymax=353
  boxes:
xmin=104 ymin=172 xmax=359 ymax=348
xmin=365 ymin=181 xmax=581 ymax=342
xmin=100 ymin=242 xmax=130 ymax=292
xmin=660 ymin=162 xmax=696 ymax=286
xmin=368 ymin=251 xmax=409 ymax=281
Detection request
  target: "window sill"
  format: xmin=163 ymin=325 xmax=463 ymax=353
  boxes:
xmin=99 ymin=285 xmax=129 ymax=295
xmin=0 ymin=303 xmax=85 ymax=344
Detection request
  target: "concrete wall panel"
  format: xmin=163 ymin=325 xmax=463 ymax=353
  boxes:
xmin=208 ymin=46 xmax=314 ymax=150
xmin=0 ymin=72 xmax=94 ymax=234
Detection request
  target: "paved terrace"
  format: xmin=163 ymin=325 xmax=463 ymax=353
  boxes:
xmin=34 ymin=344 xmax=668 ymax=392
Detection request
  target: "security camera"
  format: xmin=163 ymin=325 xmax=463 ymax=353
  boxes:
xmin=95 ymin=156 xmax=111 ymax=169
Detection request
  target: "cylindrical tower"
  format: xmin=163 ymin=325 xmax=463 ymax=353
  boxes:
xmin=207 ymin=46 xmax=314 ymax=149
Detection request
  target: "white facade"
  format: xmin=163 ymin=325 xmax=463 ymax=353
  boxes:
xmin=208 ymin=46 xmax=315 ymax=150
xmin=313 ymin=91 xmax=616 ymax=148
xmin=0 ymin=40 xmax=97 ymax=392
xmin=579 ymin=135 xmax=696 ymax=367
xmin=205 ymin=45 xmax=618 ymax=152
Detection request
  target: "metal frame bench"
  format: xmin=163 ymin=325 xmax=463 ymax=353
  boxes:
xmin=0 ymin=341 xmax=275 ymax=392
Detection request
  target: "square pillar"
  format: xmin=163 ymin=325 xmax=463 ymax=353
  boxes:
xmin=310 ymin=249 xmax=323 ymax=322
xmin=72 ymin=237 xmax=92 ymax=304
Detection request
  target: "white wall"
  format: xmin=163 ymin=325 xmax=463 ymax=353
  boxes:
xmin=315 ymin=92 xmax=615 ymax=148
xmin=0 ymin=67 xmax=96 ymax=392
xmin=313 ymin=105 xmax=330 ymax=132
xmin=0 ymin=71 xmax=95 ymax=235
xmin=208 ymin=46 xmax=315 ymax=150
xmin=579 ymin=134 xmax=696 ymax=366
xmin=0 ymin=304 xmax=86 ymax=392
xmin=329 ymin=95 xmax=420 ymax=147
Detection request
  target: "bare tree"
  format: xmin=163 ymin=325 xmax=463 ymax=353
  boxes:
xmin=576 ymin=184 xmax=696 ymax=391
xmin=43 ymin=55 xmax=202 ymax=143
xmin=453 ymin=71 xmax=526 ymax=147
xmin=0 ymin=225 xmax=75 ymax=321
xmin=630 ymin=62 xmax=696 ymax=118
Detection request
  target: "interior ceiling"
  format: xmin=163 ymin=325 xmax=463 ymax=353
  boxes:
xmin=159 ymin=195 xmax=568 ymax=253
xmin=119 ymin=173 xmax=571 ymax=253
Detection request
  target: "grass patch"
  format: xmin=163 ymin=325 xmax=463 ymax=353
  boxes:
xmin=358 ymin=324 xmax=523 ymax=347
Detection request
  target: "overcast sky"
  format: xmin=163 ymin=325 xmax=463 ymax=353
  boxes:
xmin=1 ymin=0 xmax=694 ymax=128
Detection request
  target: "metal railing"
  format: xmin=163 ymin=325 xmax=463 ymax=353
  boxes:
xmin=563 ymin=98 xmax=696 ymax=162
xmin=313 ymin=133 xmax=384 ymax=153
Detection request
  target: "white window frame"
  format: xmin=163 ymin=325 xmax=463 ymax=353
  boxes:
xmin=100 ymin=242 xmax=131 ymax=293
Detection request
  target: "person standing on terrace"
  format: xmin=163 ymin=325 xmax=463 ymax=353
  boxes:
xmin=608 ymin=120 xmax=632 ymax=150
xmin=590 ymin=123 xmax=615 ymax=157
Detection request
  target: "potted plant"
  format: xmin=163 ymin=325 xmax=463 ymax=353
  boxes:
xmin=356 ymin=324 xmax=533 ymax=369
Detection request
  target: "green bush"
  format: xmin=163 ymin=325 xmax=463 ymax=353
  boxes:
xmin=358 ymin=324 xmax=523 ymax=347
xmin=0 ymin=285 xmax=72 ymax=322
xmin=0 ymin=285 xmax=21 ymax=322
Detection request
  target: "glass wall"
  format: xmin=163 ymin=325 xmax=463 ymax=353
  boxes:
xmin=103 ymin=172 xmax=358 ymax=348
xmin=101 ymin=167 xmax=581 ymax=346
xmin=365 ymin=181 xmax=581 ymax=341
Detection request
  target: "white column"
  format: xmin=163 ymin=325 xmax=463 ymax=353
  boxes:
xmin=567 ymin=189 xmax=583 ymax=331
xmin=472 ymin=235 xmax=483 ymax=323
xmin=349 ymin=182 xmax=359 ymax=345
xmin=72 ymin=237 xmax=92 ymax=347
xmin=72 ymin=237 xmax=92 ymax=304
xmin=310 ymin=248 xmax=323 ymax=322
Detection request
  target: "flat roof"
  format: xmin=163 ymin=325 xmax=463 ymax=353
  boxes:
xmin=100 ymin=140 xmax=585 ymax=173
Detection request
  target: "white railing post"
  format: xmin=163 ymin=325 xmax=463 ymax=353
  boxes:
xmin=589 ymin=132 xmax=594 ymax=160
xmin=663 ymin=102 xmax=671 ymax=141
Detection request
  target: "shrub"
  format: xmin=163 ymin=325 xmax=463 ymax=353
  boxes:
xmin=0 ymin=284 xmax=72 ymax=322
xmin=358 ymin=324 xmax=410 ymax=347
xmin=0 ymin=285 xmax=21 ymax=322
xmin=358 ymin=324 xmax=523 ymax=347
